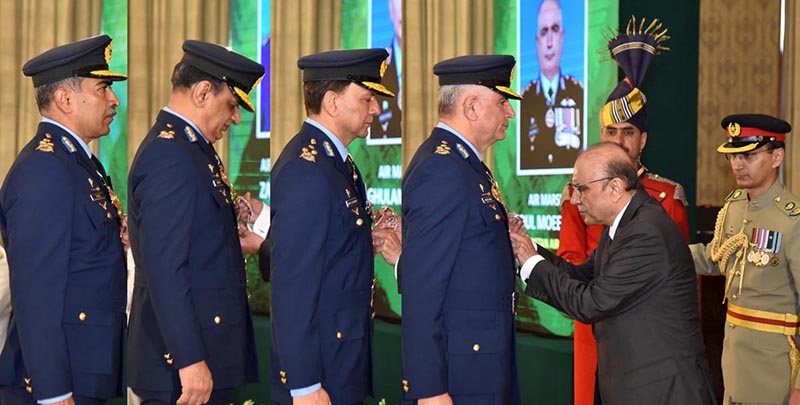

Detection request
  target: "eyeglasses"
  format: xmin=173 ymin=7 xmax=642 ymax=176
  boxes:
xmin=569 ymin=177 xmax=614 ymax=195
xmin=724 ymin=149 xmax=773 ymax=162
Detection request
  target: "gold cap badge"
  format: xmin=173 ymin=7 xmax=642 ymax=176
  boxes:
xmin=727 ymin=122 xmax=741 ymax=137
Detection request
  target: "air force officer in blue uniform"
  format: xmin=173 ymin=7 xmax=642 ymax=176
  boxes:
xmin=269 ymin=49 xmax=395 ymax=405
xmin=0 ymin=35 xmax=127 ymax=404
xmin=127 ymin=41 xmax=264 ymax=405
xmin=400 ymin=55 xmax=523 ymax=405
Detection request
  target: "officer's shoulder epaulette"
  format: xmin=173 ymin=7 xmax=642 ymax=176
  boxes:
xmin=725 ymin=189 xmax=747 ymax=202
xmin=560 ymin=182 xmax=571 ymax=205
xmin=58 ymin=134 xmax=77 ymax=153
xmin=774 ymin=191 xmax=800 ymax=218
xmin=181 ymin=125 xmax=200 ymax=142
xmin=35 ymin=133 xmax=56 ymax=154
xmin=521 ymin=79 xmax=539 ymax=95
xmin=565 ymin=74 xmax=583 ymax=90
xmin=645 ymin=173 xmax=688 ymax=206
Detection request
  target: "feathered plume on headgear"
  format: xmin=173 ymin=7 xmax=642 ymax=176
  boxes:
xmin=599 ymin=16 xmax=670 ymax=132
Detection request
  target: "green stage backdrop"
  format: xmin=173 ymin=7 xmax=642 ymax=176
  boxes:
xmin=230 ymin=0 xmax=271 ymax=313
xmin=494 ymin=0 xmax=617 ymax=336
xmin=99 ymin=0 xmax=129 ymax=208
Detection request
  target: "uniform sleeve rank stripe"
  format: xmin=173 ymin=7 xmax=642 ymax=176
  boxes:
xmin=60 ymin=135 xmax=77 ymax=153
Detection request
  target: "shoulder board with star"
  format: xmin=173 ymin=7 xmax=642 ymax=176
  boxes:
xmin=774 ymin=191 xmax=800 ymax=218
xmin=182 ymin=125 xmax=198 ymax=142
xmin=644 ymin=173 xmax=688 ymax=206
xmin=521 ymin=79 xmax=540 ymax=96
xmin=725 ymin=189 xmax=747 ymax=202
xmin=565 ymin=74 xmax=584 ymax=90
xmin=59 ymin=135 xmax=77 ymax=153
xmin=299 ymin=138 xmax=320 ymax=163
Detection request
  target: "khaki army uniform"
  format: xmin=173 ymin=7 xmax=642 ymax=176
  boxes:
xmin=691 ymin=180 xmax=800 ymax=404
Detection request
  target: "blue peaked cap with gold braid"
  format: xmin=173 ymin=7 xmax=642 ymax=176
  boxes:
xmin=599 ymin=16 xmax=670 ymax=133
xmin=181 ymin=40 xmax=265 ymax=112
xmin=298 ymin=48 xmax=396 ymax=98
xmin=22 ymin=34 xmax=127 ymax=87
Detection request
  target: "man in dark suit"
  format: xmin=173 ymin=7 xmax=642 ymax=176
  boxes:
xmin=510 ymin=142 xmax=715 ymax=404
xmin=400 ymin=55 xmax=522 ymax=405
xmin=268 ymin=49 xmax=394 ymax=405
xmin=519 ymin=0 xmax=584 ymax=170
xmin=0 ymin=35 xmax=127 ymax=404
xmin=127 ymin=40 xmax=264 ymax=405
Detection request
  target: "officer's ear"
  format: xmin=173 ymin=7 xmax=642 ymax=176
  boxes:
xmin=321 ymin=89 xmax=340 ymax=117
xmin=462 ymin=94 xmax=480 ymax=121
xmin=191 ymin=81 xmax=214 ymax=107
xmin=770 ymin=147 xmax=785 ymax=169
xmin=50 ymin=85 xmax=75 ymax=114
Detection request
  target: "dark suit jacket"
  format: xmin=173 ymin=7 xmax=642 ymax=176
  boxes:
xmin=0 ymin=123 xmax=126 ymax=400
xmin=127 ymin=110 xmax=258 ymax=391
xmin=525 ymin=189 xmax=715 ymax=405
xmin=269 ymin=122 xmax=374 ymax=404
xmin=257 ymin=236 xmax=270 ymax=281
xmin=400 ymin=127 xmax=520 ymax=404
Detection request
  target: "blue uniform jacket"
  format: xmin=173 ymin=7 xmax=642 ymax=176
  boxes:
xmin=269 ymin=122 xmax=374 ymax=404
xmin=0 ymin=122 xmax=126 ymax=400
xmin=127 ymin=110 xmax=258 ymax=391
xmin=400 ymin=127 xmax=520 ymax=404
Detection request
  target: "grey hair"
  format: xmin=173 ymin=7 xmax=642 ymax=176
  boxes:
xmin=438 ymin=84 xmax=472 ymax=116
xmin=585 ymin=142 xmax=639 ymax=191
xmin=34 ymin=77 xmax=84 ymax=111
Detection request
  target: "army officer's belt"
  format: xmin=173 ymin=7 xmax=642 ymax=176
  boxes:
xmin=445 ymin=290 xmax=519 ymax=315
xmin=727 ymin=303 xmax=800 ymax=336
